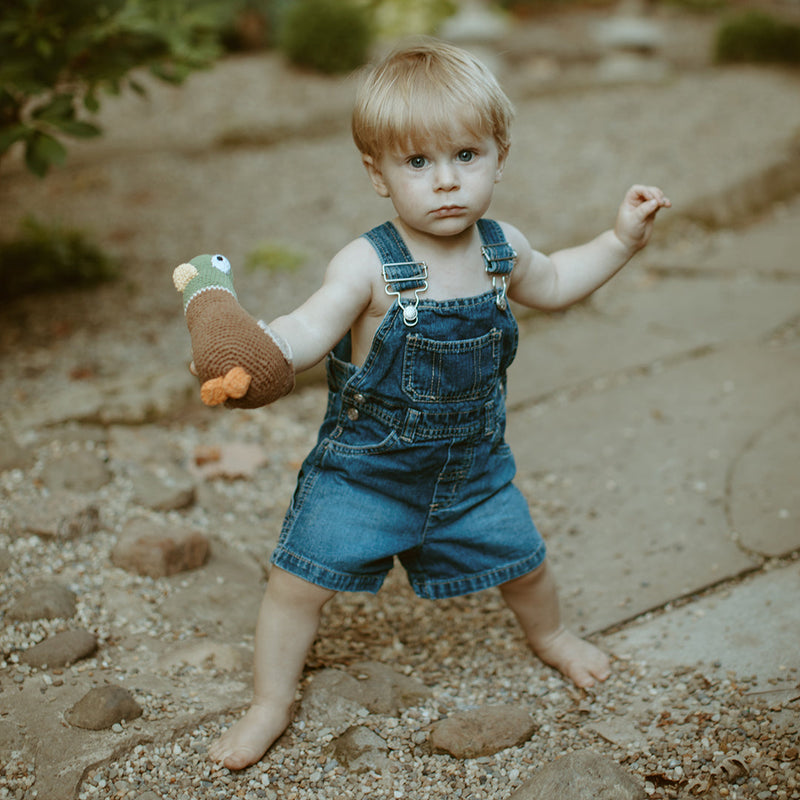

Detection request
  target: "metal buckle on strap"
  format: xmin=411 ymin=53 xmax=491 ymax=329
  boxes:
xmin=481 ymin=244 xmax=516 ymax=310
xmin=382 ymin=261 xmax=428 ymax=327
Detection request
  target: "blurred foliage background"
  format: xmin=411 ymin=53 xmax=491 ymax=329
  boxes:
xmin=1 ymin=0 xmax=799 ymax=297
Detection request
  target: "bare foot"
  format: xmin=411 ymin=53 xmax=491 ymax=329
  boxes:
xmin=208 ymin=700 xmax=292 ymax=770
xmin=532 ymin=627 xmax=611 ymax=688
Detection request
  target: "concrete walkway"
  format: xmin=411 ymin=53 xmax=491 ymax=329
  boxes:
xmin=507 ymin=195 xmax=800 ymax=689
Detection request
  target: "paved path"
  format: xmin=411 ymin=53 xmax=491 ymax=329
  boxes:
xmin=507 ymin=197 xmax=800 ymax=686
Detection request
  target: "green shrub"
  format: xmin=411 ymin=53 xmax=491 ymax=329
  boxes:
xmin=0 ymin=217 xmax=119 ymax=301
xmin=715 ymin=10 xmax=800 ymax=64
xmin=0 ymin=0 xmax=224 ymax=177
xmin=278 ymin=0 xmax=373 ymax=74
xmin=245 ymin=241 xmax=306 ymax=272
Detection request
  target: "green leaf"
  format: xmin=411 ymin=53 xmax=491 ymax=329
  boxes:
xmin=25 ymin=131 xmax=67 ymax=177
xmin=0 ymin=124 xmax=30 ymax=156
xmin=51 ymin=119 xmax=101 ymax=138
xmin=32 ymin=93 xmax=75 ymax=122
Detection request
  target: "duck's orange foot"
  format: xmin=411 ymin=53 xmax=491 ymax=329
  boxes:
xmin=201 ymin=367 xmax=252 ymax=406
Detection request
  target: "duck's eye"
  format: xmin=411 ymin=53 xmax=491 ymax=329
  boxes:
xmin=212 ymin=254 xmax=231 ymax=274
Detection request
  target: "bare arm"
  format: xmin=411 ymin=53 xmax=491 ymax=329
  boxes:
xmin=268 ymin=238 xmax=375 ymax=372
xmin=508 ymin=185 xmax=671 ymax=311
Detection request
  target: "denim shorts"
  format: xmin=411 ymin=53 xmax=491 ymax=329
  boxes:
xmin=270 ymin=408 xmax=546 ymax=600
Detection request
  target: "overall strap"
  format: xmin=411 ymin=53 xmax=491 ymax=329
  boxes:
xmin=477 ymin=218 xmax=516 ymax=309
xmin=363 ymin=221 xmax=429 ymax=326
xmin=477 ymin=219 xmax=516 ymax=276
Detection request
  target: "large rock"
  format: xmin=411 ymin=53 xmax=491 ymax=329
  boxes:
xmin=0 ymin=418 xmax=30 ymax=472
xmin=111 ymin=517 xmax=209 ymax=578
xmin=298 ymin=662 xmax=432 ymax=731
xmin=333 ymin=726 xmax=393 ymax=774
xmin=430 ymin=705 xmax=537 ymax=759
xmin=7 ymin=582 xmax=77 ymax=622
xmin=130 ymin=463 xmax=195 ymax=511
xmin=65 ymin=685 xmax=143 ymax=730
xmin=2 ymin=492 xmax=100 ymax=539
xmin=19 ymin=630 xmax=98 ymax=668
xmin=346 ymin=662 xmax=433 ymax=715
xmin=508 ymin=750 xmax=644 ymax=800
xmin=40 ymin=450 xmax=111 ymax=493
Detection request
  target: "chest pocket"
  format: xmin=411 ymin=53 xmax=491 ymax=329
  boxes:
xmin=402 ymin=329 xmax=503 ymax=403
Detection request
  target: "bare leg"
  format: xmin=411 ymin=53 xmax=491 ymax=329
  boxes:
xmin=208 ymin=567 xmax=335 ymax=770
xmin=500 ymin=561 xmax=610 ymax=688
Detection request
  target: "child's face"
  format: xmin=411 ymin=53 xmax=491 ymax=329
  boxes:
xmin=363 ymin=126 xmax=506 ymax=239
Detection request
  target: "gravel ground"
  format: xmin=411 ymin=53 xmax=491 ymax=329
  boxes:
xmin=1 ymin=392 xmax=798 ymax=799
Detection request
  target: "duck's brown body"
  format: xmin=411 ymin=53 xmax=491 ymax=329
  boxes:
xmin=185 ymin=289 xmax=294 ymax=408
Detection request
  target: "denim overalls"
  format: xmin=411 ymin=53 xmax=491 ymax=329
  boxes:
xmin=271 ymin=219 xmax=546 ymax=599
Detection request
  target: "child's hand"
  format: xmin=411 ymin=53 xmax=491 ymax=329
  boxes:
xmin=614 ymin=185 xmax=671 ymax=254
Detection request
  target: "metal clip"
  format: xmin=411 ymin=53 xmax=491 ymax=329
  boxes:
xmin=493 ymin=275 xmax=508 ymax=310
xmin=382 ymin=261 xmax=428 ymax=327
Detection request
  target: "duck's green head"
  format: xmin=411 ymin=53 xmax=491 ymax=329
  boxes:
xmin=172 ymin=254 xmax=237 ymax=312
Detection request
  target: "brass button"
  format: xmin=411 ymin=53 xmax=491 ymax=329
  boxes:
xmin=353 ymin=393 xmax=365 ymax=404
xmin=346 ymin=407 xmax=359 ymax=421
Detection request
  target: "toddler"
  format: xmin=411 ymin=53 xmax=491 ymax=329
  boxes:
xmin=207 ymin=40 xmax=670 ymax=770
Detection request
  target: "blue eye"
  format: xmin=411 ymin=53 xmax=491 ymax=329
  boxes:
xmin=457 ymin=150 xmax=475 ymax=163
xmin=409 ymin=156 xmax=427 ymax=169
xmin=212 ymin=254 xmax=231 ymax=274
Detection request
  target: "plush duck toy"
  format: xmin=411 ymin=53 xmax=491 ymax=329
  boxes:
xmin=173 ymin=254 xmax=294 ymax=408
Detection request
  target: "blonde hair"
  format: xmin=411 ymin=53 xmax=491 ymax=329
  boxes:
xmin=352 ymin=40 xmax=514 ymax=160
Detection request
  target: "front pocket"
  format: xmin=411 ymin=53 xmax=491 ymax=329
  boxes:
xmin=324 ymin=428 xmax=402 ymax=458
xmin=402 ymin=329 xmax=502 ymax=403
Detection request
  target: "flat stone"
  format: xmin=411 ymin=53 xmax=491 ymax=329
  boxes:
xmin=65 ymin=685 xmax=142 ymax=730
xmin=1 ymin=491 xmax=101 ymax=539
xmin=656 ymin=194 xmax=800 ymax=278
xmin=728 ymin=405 xmax=800 ymax=557
xmin=111 ymin=517 xmax=209 ymax=578
xmin=40 ymin=449 xmax=111 ymax=493
xmin=157 ymin=640 xmax=246 ymax=673
xmin=509 ymin=276 xmax=800 ymax=408
xmin=298 ymin=669 xmax=370 ymax=732
xmin=158 ymin=541 xmax=264 ymax=638
xmin=0 ymin=417 xmax=30 ymax=472
xmin=430 ymin=705 xmax=537 ymax=759
xmin=7 ymin=582 xmax=76 ymax=621
xmin=605 ymin=562 xmax=800 ymax=690
xmin=0 ymin=720 xmax=24 ymax=760
xmin=509 ymin=750 xmax=643 ymax=800
xmin=19 ymin=630 xmax=98 ymax=668
xmin=107 ymin=424 xmax=183 ymax=466
xmin=130 ymin=463 xmax=195 ymax=511
xmin=346 ymin=661 xmax=433 ymax=715
xmin=507 ymin=345 xmax=798 ymax=633
xmin=2 ymin=369 xmax=196 ymax=431
xmin=333 ymin=726 xmax=393 ymax=774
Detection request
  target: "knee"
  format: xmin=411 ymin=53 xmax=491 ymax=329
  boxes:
xmin=266 ymin=566 xmax=335 ymax=611
xmin=500 ymin=561 xmax=549 ymax=594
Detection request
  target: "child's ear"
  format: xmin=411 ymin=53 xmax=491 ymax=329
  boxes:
xmin=362 ymin=154 xmax=390 ymax=198
xmin=494 ymin=149 xmax=508 ymax=183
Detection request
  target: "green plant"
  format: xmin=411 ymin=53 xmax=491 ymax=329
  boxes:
xmin=0 ymin=0 xmax=224 ymax=177
xmin=0 ymin=217 xmax=119 ymax=301
xmin=245 ymin=241 xmax=306 ymax=272
xmin=278 ymin=0 xmax=373 ymax=74
xmin=715 ymin=10 xmax=800 ymax=64
xmin=367 ymin=0 xmax=456 ymax=37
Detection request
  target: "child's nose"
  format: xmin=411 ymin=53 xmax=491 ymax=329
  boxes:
xmin=433 ymin=163 xmax=459 ymax=190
